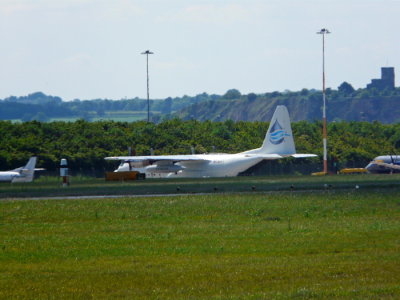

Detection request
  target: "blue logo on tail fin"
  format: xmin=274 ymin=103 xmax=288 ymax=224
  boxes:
xmin=269 ymin=120 xmax=290 ymax=145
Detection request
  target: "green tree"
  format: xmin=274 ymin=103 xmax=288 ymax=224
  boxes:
xmin=247 ymin=93 xmax=257 ymax=102
xmin=162 ymin=97 xmax=173 ymax=114
xmin=223 ymin=89 xmax=241 ymax=100
xmin=300 ymin=88 xmax=309 ymax=96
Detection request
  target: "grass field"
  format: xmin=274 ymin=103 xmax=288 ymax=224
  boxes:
xmin=46 ymin=110 xmax=162 ymax=122
xmin=1 ymin=188 xmax=400 ymax=299
xmin=48 ymin=111 xmax=148 ymax=123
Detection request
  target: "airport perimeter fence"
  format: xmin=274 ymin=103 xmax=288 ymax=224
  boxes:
xmin=240 ymin=158 xmax=370 ymax=176
xmin=36 ymin=158 xmax=370 ymax=179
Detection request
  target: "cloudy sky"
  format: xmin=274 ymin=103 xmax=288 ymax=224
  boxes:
xmin=0 ymin=0 xmax=399 ymax=100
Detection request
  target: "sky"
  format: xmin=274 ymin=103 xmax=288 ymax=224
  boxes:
xmin=0 ymin=0 xmax=399 ymax=101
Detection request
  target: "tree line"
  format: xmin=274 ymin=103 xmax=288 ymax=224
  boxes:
xmin=0 ymin=92 xmax=219 ymax=121
xmin=2 ymin=84 xmax=400 ymax=123
xmin=0 ymin=119 xmax=399 ymax=176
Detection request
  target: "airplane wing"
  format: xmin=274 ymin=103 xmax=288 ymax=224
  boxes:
xmin=105 ymin=155 xmax=207 ymax=164
xmin=375 ymin=161 xmax=400 ymax=170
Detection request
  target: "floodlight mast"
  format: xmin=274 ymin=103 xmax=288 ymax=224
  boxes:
xmin=317 ymin=28 xmax=330 ymax=174
xmin=141 ymin=50 xmax=154 ymax=122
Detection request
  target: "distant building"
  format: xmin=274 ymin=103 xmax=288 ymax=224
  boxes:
xmin=367 ymin=67 xmax=395 ymax=90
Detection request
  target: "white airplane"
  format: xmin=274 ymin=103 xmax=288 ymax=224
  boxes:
xmin=105 ymin=105 xmax=317 ymax=178
xmin=0 ymin=157 xmax=39 ymax=183
xmin=365 ymin=155 xmax=400 ymax=173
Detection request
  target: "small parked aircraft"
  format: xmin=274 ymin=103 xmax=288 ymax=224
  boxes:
xmin=105 ymin=105 xmax=317 ymax=178
xmin=0 ymin=157 xmax=39 ymax=183
xmin=365 ymin=155 xmax=400 ymax=173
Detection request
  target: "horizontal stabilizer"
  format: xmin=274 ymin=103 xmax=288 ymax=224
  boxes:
xmin=291 ymin=154 xmax=318 ymax=158
xmin=245 ymin=153 xmax=317 ymax=160
xmin=245 ymin=154 xmax=283 ymax=159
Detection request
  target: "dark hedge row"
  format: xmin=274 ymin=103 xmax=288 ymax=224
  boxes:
xmin=1 ymin=119 xmax=399 ymax=174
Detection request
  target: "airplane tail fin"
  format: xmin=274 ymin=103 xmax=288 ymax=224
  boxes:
xmin=12 ymin=157 xmax=37 ymax=183
xmin=245 ymin=106 xmax=296 ymax=155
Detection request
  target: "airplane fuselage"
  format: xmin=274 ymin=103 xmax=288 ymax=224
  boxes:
xmin=116 ymin=153 xmax=268 ymax=178
xmin=0 ymin=157 xmax=38 ymax=183
xmin=365 ymin=155 xmax=400 ymax=173
xmin=171 ymin=154 xmax=265 ymax=178
xmin=0 ymin=171 xmax=20 ymax=182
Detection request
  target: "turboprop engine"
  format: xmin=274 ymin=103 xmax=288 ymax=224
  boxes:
xmin=128 ymin=160 xmax=150 ymax=168
xmin=115 ymin=160 xmax=150 ymax=172
xmin=146 ymin=164 xmax=184 ymax=173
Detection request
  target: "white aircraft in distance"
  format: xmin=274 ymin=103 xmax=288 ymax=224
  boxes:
xmin=0 ymin=157 xmax=40 ymax=183
xmin=105 ymin=105 xmax=317 ymax=178
xmin=365 ymin=155 xmax=400 ymax=173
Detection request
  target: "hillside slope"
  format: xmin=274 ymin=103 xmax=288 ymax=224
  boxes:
xmin=175 ymin=95 xmax=400 ymax=123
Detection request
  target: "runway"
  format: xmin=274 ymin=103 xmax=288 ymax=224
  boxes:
xmin=2 ymin=173 xmax=399 ymax=201
xmin=1 ymin=188 xmax=357 ymax=202
xmin=2 ymin=192 xmax=212 ymax=201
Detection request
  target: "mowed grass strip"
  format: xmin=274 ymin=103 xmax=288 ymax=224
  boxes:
xmin=2 ymin=174 xmax=400 ymax=199
xmin=1 ymin=191 xmax=399 ymax=299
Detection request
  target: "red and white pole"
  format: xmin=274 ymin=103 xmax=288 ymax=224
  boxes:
xmin=318 ymin=28 xmax=330 ymax=174
xmin=60 ymin=158 xmax=69 ymax=187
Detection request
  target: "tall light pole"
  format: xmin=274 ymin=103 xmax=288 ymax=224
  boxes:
xmin=317 ymin=28 xmax=330 ymax=174
xmin=141 ymin=50 xmax=154 ymax=122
